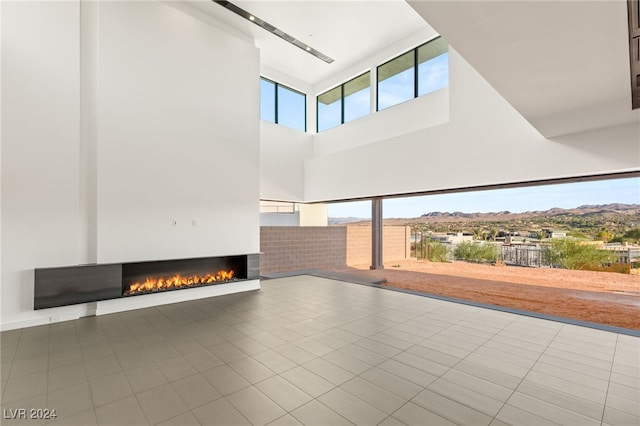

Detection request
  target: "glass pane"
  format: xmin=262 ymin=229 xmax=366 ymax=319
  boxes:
xmin=417 ymin=38 xmax=449 ymax=96
xmin=344 ymin=72 xmax=370 ymax=123
xmin=377 ymin=51 xmax=415 ymax=110
xmin=277 ymin=85 xmax=306 ymax=132
xmin=317 ymin=86 xmax=342 ymax=132
xmin=418 ymin=52 xmax=449 ymax=96
xmin=417 ymin=37 xmax=448 ymax=64
xmin=260 ymin=78 xmax=276 ymax=122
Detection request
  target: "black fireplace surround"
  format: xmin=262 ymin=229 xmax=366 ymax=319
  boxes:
xmin=34 ymin=254 xmax=260 ymax=310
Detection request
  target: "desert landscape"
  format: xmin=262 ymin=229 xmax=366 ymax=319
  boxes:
xmin=341 ymin=259 xmax=640 ymax=331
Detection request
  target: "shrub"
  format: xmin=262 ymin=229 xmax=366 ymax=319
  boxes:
xmin=542 ymin=238 xmax=614 ymax=270
xmin=426 ymin=241 xmax=450 ymax=262
xmin=454 ymin=241 xmax=497 ymax=263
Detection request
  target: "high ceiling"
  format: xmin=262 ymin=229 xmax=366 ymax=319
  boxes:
xmin=409 ymin=0 xmax=639 ymax=138
xmin=183 ymin=0 xmax=432 ymax=86
xmin=182 ymin=0 xmax=639 ymax=138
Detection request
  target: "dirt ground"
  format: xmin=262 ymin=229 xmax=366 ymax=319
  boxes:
xmin=340 ymin=259 xmax=640 ymax=331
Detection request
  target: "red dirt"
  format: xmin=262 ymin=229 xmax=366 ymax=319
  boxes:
xmin=339 ymin=259 xmax=640 ymax=331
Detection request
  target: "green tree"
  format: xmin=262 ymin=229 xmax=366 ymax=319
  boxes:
xmin=542 ymin=238 xmax=613 ymax=270
xmin=596 ymin=229 xmax=614 ymax=243
xmin=622 ymin=227 xmax=640 ymax=243
xmin=610 ymin=227 xmax=640 ymax=244
xmin=567 ymin=230 xmax=590 ymax=239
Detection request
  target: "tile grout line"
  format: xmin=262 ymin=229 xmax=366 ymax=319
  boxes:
xmin=400 ymin=310 xmax=522 ymax=424
xmin=317 ymin=275 xmax=628 ymax=425
xmin=488 ymin=323 xmax=565 ymax=424
xmin=112 ymin=304 xmax=251 ymax=425
xmin=76 ymin=318 xmax=120 ymax=426
xmin=0 ymin=328 xmax=22 ymax=405
xmin=142 ymin=295 xmax=320 ymax=425
xmin=111 ymin=287 xmax=348 ymax=424
xmin=255 ymin=292 xmax=425 ymax=426
xmin=353 ymin=303 xmax=517 ymax=425
xmin=599 ymin=333 xmax=618 ymax=426
xmin=3 ymin=277 xmax=636 ymax=426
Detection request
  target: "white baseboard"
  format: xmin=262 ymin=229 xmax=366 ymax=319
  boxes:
xmin=96 ymin=279 xmax=260 ymax=316
xmin=0 ymin=306 xmax=90 ymax=332
xmin=1 ymin=280 xmax=261 ymax=331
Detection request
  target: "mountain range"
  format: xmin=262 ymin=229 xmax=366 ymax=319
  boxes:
xmin=329 ymin=203 xmax=640 ymax=225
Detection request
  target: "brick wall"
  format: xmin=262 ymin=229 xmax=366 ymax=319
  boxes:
xmin=260 ymin=225 xmax=411 ymax=274
xmin=260 ymin=226 xmax=348 ymax=274
xmin=346 ymin=225 xmax=411 ymax=265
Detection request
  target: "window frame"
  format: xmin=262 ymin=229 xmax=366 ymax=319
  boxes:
xmin=260 ymin=76 xmax=307 ymax=132
xmin=316 ymin=85 xmax=343 ymax=132
xmin=260 ymin=78 xmax=277 ymax=123
xmin=376 ymin=36 xmax=447 ymax=111
xmin=316 ymin=70 xmax=370 ymax=132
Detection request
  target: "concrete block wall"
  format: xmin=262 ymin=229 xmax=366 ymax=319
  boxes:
xmin=346 ymin=225 xmax=411 ymax=265
xmin=386 ymin=225 xmax=412 ymax=264
xmin=260 ymin=226 xmax=348 ymax=274
xmin=260 ymin=225 xmax=411 ymax=274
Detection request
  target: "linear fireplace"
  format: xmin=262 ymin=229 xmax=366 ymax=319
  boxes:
xmin=34 ymin=254 xmax=259 ymax=310
xmin=122 ymin=256 xmax=246 ymax=296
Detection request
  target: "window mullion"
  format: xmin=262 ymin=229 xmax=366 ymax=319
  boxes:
xmin=274 ymin=83 xmax=279 ymax=124
xmin=414 ymin=48 xmax=419 ymax=99
xmin=316 ymin=96 xmax=319 ymax=133
xmin=375 ymin=68 xmax=380 ymax=111
xmin=341 ymin=85 xmax=345 ymax=124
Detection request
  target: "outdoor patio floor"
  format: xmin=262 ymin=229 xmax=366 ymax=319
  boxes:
xmin=1 ymin=275 xmax=638 ymax=425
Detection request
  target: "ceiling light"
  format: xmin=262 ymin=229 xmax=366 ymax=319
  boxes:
xmin=214 ymin=1 xmax=334 ymax=64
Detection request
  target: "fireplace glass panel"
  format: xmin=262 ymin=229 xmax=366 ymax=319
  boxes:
xmin=122 ymin=256 xmax=247 ymax=296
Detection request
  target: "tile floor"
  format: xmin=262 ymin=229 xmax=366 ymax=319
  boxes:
xmin=1 ymin=275 xmax=638 ymax=426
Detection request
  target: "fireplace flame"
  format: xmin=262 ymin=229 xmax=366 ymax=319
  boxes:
xmin=125 ymin=270 xmax=235 ymax=295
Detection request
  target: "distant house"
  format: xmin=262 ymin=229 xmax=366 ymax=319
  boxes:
xmin=505 ymin=235 xmax=538 ymax=245
xmin=602 ymin=243 xmax=640 ymax=265
xmin=543 ymin=229 xmax=568 ymax=238
xmin=429 ymin=232 xmax=474 ymax=244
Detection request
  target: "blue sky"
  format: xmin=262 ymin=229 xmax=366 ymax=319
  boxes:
xmin=379 ymin=52 xmax=449 ymax=110
xmin=327 ymin=177 xmax=640 ymax=218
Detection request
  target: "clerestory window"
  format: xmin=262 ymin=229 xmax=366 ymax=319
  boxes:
xmin=260 ymin=77 xmax=306 ymax=132
xmin=377 ymin=36 xmax=448 ymax=111
xmin=317 ymin=71 xmax=371 ymax=132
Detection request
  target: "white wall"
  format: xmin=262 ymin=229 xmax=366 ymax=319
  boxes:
xmin=96 ymin=1 xmax=259 ymax=262
xmin=299 ymin=204 xmax=328 ymax=226
xmin=258 ymin=204 xmax=327 ymax=226
xmin=258 ymin=65 xmax=314 ymax=203
xmin=260 ymin=121 xmax=312 ymax=201
xmin=303 ymin=48 xmax=640 ymax=201
xmin=312 ymin=87 xmax=449 ymax=158
xmin=1 ymin=1 xmax=84 ymax=329
xmin=260 ymin=212 xmax=300 ymax=227
xmin=1 ymin=0 xmax=260 ymax=330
